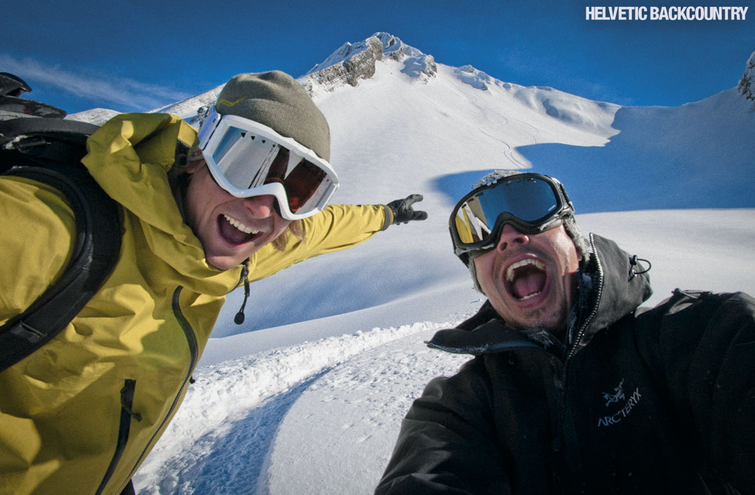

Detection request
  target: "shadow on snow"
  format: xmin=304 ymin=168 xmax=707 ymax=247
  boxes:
xmin=433 ymin=92 xmax=755 ymax=214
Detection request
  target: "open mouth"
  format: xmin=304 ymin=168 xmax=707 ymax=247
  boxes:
xmin=504 ymin=258 xmax=548 ymax=301
xmin=219 ymin=214 xmax=261 ymax=245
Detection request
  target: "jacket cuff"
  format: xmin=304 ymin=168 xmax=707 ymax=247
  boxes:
xmin=381 ymin=205 xmax=394 ymax=231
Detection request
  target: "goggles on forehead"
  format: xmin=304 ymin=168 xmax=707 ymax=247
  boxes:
xmin=449 ymin=173 xmax=575 ymax=260
xmin=197 ymin=108 xmax=339 ymax=221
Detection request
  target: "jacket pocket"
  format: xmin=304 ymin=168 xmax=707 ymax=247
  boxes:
xmin=96 ymin=379 xmax=141 ymax=495
xmin=120 ymin=286 xmax=199 ymax=485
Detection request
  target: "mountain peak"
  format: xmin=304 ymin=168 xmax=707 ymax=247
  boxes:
xmin=738 ymin=51 xmax=755 ymax=108
xmin=301 ymin=32 xmax=437 ymax=93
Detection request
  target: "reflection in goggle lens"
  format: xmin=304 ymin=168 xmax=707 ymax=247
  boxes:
xmin=212 ymin=127 xmax=329 ymax=213
xmin=454 ymin=178 xmax=562 ymax=248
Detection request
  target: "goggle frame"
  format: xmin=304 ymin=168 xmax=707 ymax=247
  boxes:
xmin=449 ymin=173 xmax=575 ymax=261
xmin=197 ymin=109 xmax=339 ymax=220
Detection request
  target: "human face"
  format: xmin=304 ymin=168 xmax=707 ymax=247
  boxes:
xmin=183 ymin=162 xmax=291 ymax=270
xmin=473 ymin=224 xmax=582 ymax=333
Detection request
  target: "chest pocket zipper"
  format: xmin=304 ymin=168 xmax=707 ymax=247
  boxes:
xmin=96 ymin=379 xmax=141 ymax=495
xmin=120 ymin=286 xmax=199 ymax=490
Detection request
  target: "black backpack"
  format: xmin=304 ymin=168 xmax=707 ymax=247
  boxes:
xmin=0 ymin=78 xmax=121 ymax=372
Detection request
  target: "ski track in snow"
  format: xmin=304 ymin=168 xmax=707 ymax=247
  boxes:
xmin=262 ymin=329 xmax=471 ymax=495
xmin=133 ymin=321 xmax=463 ymax=494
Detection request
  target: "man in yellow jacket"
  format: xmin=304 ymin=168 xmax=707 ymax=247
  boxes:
xmin=0 ymin=71 xmax=426 ymax=494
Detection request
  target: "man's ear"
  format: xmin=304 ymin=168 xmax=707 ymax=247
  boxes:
xmin=184 ymin=157 xmax=205 ymax=175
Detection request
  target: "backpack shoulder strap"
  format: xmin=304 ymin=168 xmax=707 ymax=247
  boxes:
xmin=0 ymin=116 xmax=98 ymax=140
xmin=0 ymin=117 xmax=99 ymax=161
xmin=0 ymin=125 xmax=121 ymax=372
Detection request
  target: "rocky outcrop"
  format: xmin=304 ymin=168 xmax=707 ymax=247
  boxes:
xmin=301 ymin=33 xmax=437 ymax=94
xmin=738 ymin=51 xmax=755 ymax=108
xmin=455 ymin=65 xmax=492 ymax=91
xmin=306 ymin=36 xmax=384 ymax=88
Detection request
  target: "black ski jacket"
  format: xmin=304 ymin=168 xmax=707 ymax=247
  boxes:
xmin=376 ymin=234 xmax=755 ymax=494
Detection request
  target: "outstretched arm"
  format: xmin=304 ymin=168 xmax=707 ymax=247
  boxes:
xmin=376 ymin=359 xmax=511 ymax=494
xmin=643 ymin=291 xmax=755 ymax=493
xmin=686 ymin=292 xmax=755 ymax=492
xmin=250 ymin=196 xmax=427 ymax=281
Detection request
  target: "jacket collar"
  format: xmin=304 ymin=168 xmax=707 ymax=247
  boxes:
xmin=567 ymin=233 xmax=653 ymax=349
xmin=82 ymin=113 xmax=242 ymax=296
xmin=428 ymin=233 xmax=652 ymax=357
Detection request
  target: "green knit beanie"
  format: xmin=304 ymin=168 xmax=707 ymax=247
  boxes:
xmin=215 ymin=71 xmax=331 ymax=161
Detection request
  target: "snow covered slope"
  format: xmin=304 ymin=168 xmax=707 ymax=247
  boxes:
xmin=206 ymin=33 xmax=755 ymax=344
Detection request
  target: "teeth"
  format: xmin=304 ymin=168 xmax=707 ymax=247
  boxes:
xmin=506 ymin=258 xmax=546 ymax=283
xmin=519 ymin=291 xmax=541 ymax=300
xmin=224 ymin=215 xmax=259 ymax=235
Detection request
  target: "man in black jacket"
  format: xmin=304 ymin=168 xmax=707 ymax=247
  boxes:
xmin=376 ymin=171 xmax=755 ymax=494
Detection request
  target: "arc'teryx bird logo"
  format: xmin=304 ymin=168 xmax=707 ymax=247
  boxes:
xmin=603 ymin=379 xmax=625 ymax=407
xmin=597 ymin=378 xmax=642 ymax=428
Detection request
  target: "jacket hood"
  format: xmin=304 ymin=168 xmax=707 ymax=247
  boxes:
xmin=82 ymin=113 xmax=242 ymax=296
xmin=428 ymin=233 xmax=652 ymax=356
xmin=567 ymin=233 xmax=652 ymax=349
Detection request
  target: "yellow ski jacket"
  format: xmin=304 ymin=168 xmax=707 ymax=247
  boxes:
xmin=0 ymin=113 xmax=387 ymax=494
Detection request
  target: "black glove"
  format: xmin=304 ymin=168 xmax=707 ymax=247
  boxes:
xmin=385 ymin=194 xmax=428 ymax=226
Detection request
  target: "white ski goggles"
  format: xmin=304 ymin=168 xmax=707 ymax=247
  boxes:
xmin=197 ymin=109 xmax=339 ymax=220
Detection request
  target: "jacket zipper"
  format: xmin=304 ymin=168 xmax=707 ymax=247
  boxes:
xmin=116 ymin=286 xmax=199 ymax=493
xmin=564 ymin=233 xmax=604 ymax=365
xmin=554 ymin=234 xmax=605 ymax=454
xmin=96 ymin=379 xmax=141 ymax=495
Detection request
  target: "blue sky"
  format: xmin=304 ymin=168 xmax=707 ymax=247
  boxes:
xmin=2 ymin=0 xmax=752 ymax=114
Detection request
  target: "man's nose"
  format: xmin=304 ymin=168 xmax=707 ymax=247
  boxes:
xmin=244 ymin=194 xmax=276 ymax=217
xmin=496 ymin=223 xmax=530 ymax=251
